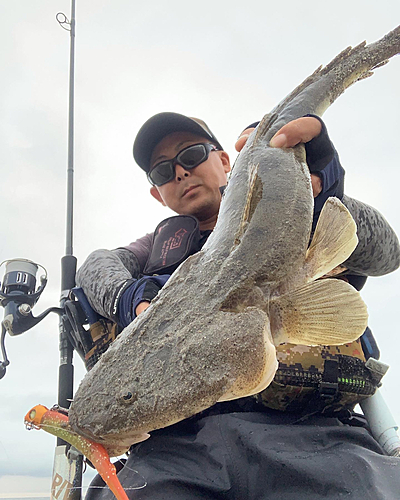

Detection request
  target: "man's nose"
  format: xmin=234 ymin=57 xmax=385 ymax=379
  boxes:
xmin=175 ymin=163 xmax=190 ymax=182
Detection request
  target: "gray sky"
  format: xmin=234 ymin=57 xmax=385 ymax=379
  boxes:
xmin=1 ymin=1 xmax=399 ymax=497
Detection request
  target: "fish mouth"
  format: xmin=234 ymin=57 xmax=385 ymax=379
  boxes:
xmin=72 ymin=425 xmax=104 ymax=444
xmin=72 ymin=423 xmax=150 ymax=457
xmin=182 ymin=184 xmax=201 ymax=197
xmin=104 ymin=432 xmax=151 ymax=457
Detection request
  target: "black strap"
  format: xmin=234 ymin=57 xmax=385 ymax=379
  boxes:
xmin=319 ymin=359 xmax=339 ymax=399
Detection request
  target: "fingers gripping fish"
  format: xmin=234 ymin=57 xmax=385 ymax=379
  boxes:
xmin=68 ymin=26 xmax=399 ymax=456
xmin=24 ymin=405 xmax=129 ymax=500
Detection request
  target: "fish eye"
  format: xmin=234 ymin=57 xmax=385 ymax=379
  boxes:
xmin=29 ymin=410 xmax=36 ymax=420
xmin=119 ymin=391 xmax=137 ymax=405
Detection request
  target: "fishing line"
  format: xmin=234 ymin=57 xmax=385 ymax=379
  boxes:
xmin=114 ymin=457 xmax=148 ymax=485
xmin=81 ymin=457 xmax=147 ymax=491
xmin=46 ymin=482 xmax=147 ymax=496
xmin=71 ymin=461 xmax=147 ymax=493
xmin=70 ymin=483 xmax=148 ymax=495
xmin=25 ymin=420 xmax=148 ymax=490
xmin=0 ymin=439 xmax=11 ymax=460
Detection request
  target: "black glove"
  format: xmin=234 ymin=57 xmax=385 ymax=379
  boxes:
xmin=116 ymin=275 xmax=170 ymax=329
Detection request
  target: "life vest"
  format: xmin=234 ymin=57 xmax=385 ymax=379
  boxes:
xmin=256 ymin=340 xmax=378 ymax=414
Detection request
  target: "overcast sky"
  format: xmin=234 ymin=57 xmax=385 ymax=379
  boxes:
xmin=1 ymin=1 xmax=399 ymax=498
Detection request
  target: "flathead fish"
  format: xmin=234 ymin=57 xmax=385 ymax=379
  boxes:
xmin=69 ymin=26 xmax=400 ymax=455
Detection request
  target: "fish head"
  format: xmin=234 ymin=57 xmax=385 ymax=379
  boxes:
xmin=68 ymin=324 xmax=172 ymax=450
xmin=68 ymin=302 xmax=278 ymax=453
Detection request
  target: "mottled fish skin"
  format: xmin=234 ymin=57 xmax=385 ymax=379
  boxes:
xmin=69 ymin=27 xmax=399 ymax=455
xmin=342 ymin=195 xmax=400 ymax=276
xmin=69 ymin=269 xmax=279 ymax=453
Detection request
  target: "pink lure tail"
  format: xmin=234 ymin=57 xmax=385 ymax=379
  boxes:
xmin=25 ymin=404 xmax=129 ymax=500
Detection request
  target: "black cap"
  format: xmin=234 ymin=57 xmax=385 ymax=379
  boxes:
xmin=133 ymin=112 xmax=223 ymax=172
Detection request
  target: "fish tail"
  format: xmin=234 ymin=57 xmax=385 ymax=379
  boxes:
xmin=94 ymin=458 xmax=130 ymax=500
xmin=255 ymin=25 xmax=400 ymax=142
xmin=87 ymin=442 xmax=130 ymax=500
xmin=25 ymin=405 xmax=129 ymax=500
xmin=108 ymin=481 xmax=130 ymax=500
xmin=292 ymin=26 xmax=399 ymax=110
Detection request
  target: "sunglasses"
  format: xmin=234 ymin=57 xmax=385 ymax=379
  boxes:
xmin=147 ymin=143 xmax=220 ymax=186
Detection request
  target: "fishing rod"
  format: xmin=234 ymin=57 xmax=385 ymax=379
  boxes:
xmin=52 ymin=2 xmax=85 ymax=499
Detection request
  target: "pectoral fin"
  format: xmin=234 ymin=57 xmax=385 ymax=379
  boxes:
xmin=305 ymin=197 xmax=358 ymax=281
xmin=270 ymin=278 xmax=368 ymax=346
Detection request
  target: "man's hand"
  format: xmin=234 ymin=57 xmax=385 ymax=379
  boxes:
xmin=132 ymin=275 xmax=170 ymax=317
xmin=235 ymin=117 xmax=322 ymax=152
xmin=136 ymin=301 xmax=151 ymax=316
xmin=235 ymin=128 xmax=256 ymax=153
xmin=269 ymin=117 xmax=322 ymax=148
xmin=235 ymin=117 xmax=322 ymax=197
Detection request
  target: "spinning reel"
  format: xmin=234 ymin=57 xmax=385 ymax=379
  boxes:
xmin=0 ymin=259 xmax=62 ymax=379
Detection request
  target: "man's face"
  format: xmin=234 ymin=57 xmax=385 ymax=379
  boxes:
xmin=149 ymin=132 xmax=230 ymax=223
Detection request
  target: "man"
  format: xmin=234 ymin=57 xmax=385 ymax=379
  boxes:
xmin=78 ymin=112 xmax=400 ymax=499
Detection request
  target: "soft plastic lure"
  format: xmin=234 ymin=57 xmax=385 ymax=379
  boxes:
xmin=25 ymin=404 xmax=129 ymax=500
